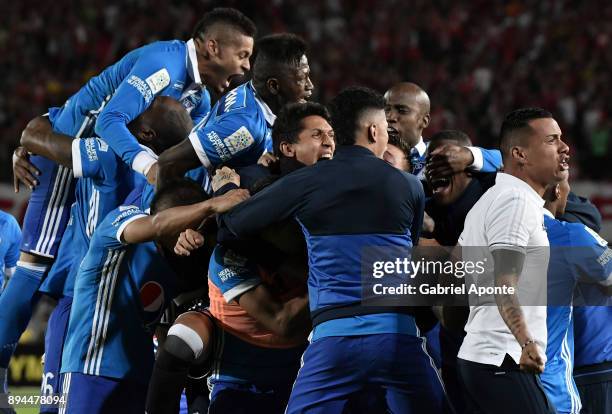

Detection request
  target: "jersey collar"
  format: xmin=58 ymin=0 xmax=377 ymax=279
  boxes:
xmin=186 ymin=39 xmax=202 ymax=85
xmin=250 ymin=81 xmax=277 ymax=126
xmin=414 ymin=137 xmax=427 ymax=157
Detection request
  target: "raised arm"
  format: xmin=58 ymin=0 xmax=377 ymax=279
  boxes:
xmin=120 ymin=189 xmax=249 ymax=245
xmin=95 ymin=54 xmax=177 ymax=177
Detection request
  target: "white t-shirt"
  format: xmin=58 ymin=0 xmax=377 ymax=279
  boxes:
xmin=458 ymin=173 xmax=549 ymax=366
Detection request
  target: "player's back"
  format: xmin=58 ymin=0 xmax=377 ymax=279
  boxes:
xmin=66 ymin=42 xmax=184 ymax=116
xmin=62 ymin=205 xmax=174 ymax=383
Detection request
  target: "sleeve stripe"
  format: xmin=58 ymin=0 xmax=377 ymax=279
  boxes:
xmin=222 ymin=278 xmax=261 ymax=303
xmin=72 ymin=139 xmax=83 ymax=178
xmin=467 ymin=146 xmax=484 ymax=171
xmin=115 ymin=214 xmax=147 ymax=244
xmin=188 ymin=130 xmax=212 ymax=169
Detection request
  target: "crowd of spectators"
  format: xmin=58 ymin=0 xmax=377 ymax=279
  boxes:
xmin=1 ymin=0 xmax=610 ymax=181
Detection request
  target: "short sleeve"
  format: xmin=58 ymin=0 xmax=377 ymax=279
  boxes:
xmin=92 ymin=205 xmax=147 ymax=250
xmin=72 ymin=137 xmax=118 ymax=181
xmin=208 ymin=248 xmax=261 ymax=303
xmin=189 ymin=112 xmax=263 ymax=169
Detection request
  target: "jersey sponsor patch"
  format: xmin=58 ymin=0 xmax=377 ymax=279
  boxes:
xmin=145 ymin=68 xmax=170 ymax=95
xmin=207 ymin=130 xmax=232 ymax=162
xmin=224 ymin=126 xmax=254 ymax=155
xmin=127 ymin=75 xmax=153 ymax=103
xmin=597 ymin=247 xmax=612 ymax=267
xmin=84 ymin=138 xmax=98 ymax=161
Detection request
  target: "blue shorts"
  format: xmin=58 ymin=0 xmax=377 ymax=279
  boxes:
xmin=20 ymin=155 xmax=75 ymax=258
xmin=208 ymin=327 xmax=304 ymax=413
xmin=39 ymin=206 xmax=77 ymax=298
xmin=286 ymin=333 xmax=445 ymax=414
xmin=63 ymin=372 xmax=147 ymax=414
xmin=40 ymin=296 xmax=72 ymax=413
xmin=21 ymin=100 xmax=100 ymax=259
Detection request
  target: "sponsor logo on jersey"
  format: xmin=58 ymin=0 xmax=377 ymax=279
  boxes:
xmin=127 ymin=75 xmax=153 ymax=103
xmin=111 ymin=206 xmax=141 ymax=226
xmin=84 ymin=138 xmax=98 ymax=161
xmin=224 ymin=126 xmax=254 ymax=155
xmin=597 ymin=247 xmax=612 ymax=267
xmin=145 ymin=68 xmax=170 ymax=95
xmin=140 ymin=281 xmax=165 ymax=327
xmin=207 ymin=130 xmax=232 ymax=161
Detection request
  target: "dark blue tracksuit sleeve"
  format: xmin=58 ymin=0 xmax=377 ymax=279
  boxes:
xmin=220 ymin=171 xmax=306 ymax=239
xmin=407 ymin=173 xmax=425 ymax=245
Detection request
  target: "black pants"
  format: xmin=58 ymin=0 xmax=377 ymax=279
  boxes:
xmin=574 ymin=361 xmax=612 ymax=414
xmin=458 ymin=355 xmax=555 ymax=414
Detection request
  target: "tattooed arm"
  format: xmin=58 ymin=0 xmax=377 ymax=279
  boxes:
xmin=492 ymin=249 xmax=545 ymax=374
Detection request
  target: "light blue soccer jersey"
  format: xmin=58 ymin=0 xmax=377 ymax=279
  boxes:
xmin=49 ymin=39 xmax=210 ymax=174
xmin=40 ymin=137 xmax=147 ymax=298
xmin=61 ymin=205 xmax=175 ymax=384
xmin=0 ymin=211 xmax=21 ymax=289
xmin=188 ymin=81 xmax=275 ymax=169
xmin=542 ymin=211 xmax=612 ymax=414
xmin=573 ymin=226 xmax=612 ymax=377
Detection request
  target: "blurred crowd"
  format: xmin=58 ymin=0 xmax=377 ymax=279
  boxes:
xmin=1 ymin=0 xmax=610 ymax=181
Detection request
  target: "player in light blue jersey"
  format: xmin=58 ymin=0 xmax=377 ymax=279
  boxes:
xmin=3 ymin=9 xmax=256 ymax=399
xmin=17 ymin=97 xmax=192 ymax=413
xmin=540 ymin=177 xmax=612 ymax=414
xmin=573 ymin=232 xmax=612 ymax=412
xmin=384 ymin=82 xmax=502 ymax=180
xmin=157 ymin=33 xmax=314 ymax=186
xmin=0 ymin=212 xmax=21 ymax=294
xmin=61 ymin=180 xmax=248 ymax=413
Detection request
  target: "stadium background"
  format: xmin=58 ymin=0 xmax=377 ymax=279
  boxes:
xmin=0 ymin=0 xmax=610 ymax=408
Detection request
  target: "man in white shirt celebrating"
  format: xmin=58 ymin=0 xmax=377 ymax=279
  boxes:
xmin=457 ymin=107 xmax=570 ymax=414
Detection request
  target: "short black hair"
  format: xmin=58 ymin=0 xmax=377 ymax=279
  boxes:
xmin=387 ymin=133 xmax=412 ymax=160
xmin=427 ymin=130 xmax=472 ymax=154
xmin=329 ymin=86 xmax=385 ymax=146
xmin=151 ymin=178 xmax=208 ymax=215
xmin=252 ymin=34 xmax=307 ymax=82
xmin=192 ymin=8 xmax=256 ymax=41
xmin=499 ymin=107 xmax=553 ymax=160
xmin=272 ymin=102 xmax=331 ymax=157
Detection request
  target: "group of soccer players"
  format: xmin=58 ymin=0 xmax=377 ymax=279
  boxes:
xmin=0 ymin=6 xmax=609 ymax=414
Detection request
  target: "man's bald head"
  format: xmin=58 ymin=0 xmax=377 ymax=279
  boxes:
xmin=384 ymin=82 xmax=431 ymax=148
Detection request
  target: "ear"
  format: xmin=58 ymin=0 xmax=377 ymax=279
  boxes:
xmin=279 ymin=141 xmax=296 ymax=158
xmin=511 ymin=146 xmax=527 ymax=166
xmin=135 ymin=126 xmax=156 ymax=143
xmin=205 ymin=38 xmax=219 ymax=58
xmin=554 ymin=184 xmax=561 ymax=200
xmin=367 ymin=124 xmax=376 ymax=144
xmin=420 ymin=113 xmax=431 ymax=130
xmin=266 ymin=78 xmax=280 ymax=96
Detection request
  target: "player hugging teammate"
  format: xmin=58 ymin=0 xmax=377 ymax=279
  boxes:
xmin=3 ymin=6 xmax=610 ymax=414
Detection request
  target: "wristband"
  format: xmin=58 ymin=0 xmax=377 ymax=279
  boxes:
xmin=521 ymin=339 xmax=535 ymax=349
